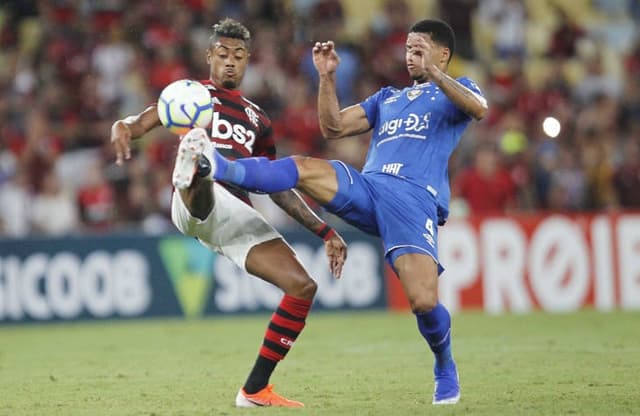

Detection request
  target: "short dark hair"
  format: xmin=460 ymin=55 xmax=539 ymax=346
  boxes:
xmin=410 ymin=19 xmax=455 ymax=62
xmin=210 ymin=18 xmax=251 ymax=47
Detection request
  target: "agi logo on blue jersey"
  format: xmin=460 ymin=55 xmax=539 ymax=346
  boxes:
xmin=379 ymin=112 xmax=431 ymax=136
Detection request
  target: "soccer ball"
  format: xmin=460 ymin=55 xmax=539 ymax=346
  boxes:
xmin=157 ymin=79 xmax=213 ymax=135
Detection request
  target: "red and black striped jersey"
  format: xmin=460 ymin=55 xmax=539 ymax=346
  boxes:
xmin=199 ymin=79 xmax=276 ymax=204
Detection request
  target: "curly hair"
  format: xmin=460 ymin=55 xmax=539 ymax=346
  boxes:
xmin=410 ymin=19 xmax=455 ymax=62
xmin=210 ymin=18 xmax=251 ymax=47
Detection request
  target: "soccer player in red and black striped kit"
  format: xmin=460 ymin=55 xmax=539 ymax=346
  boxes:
xmin=110 ymin=18 xmax=347 ymax=407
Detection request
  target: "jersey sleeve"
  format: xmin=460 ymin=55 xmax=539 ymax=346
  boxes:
xmin=252 ymin=114 xmax=277 ymax=160
xmin=359 ymin=87 xmax=390 ymax=126
xmin=454 ymin=77 xmax=486 ymax=121
xmin=459 ymin=77 xmax=482 ymax=93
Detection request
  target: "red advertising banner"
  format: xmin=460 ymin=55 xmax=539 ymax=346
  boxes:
xmin=386 ymin=213 xmax=640 ymax=313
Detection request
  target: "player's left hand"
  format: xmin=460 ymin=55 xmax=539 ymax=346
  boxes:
xmin=324 ymin=231 xmax=347 ymax=279
xmin=312 ymin=41 xmax=340 ymax=75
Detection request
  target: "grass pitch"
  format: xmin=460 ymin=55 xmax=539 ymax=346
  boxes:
xmin=1 ymin=310 xmax=639 ymax=415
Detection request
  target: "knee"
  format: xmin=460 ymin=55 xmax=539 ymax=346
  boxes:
xmin=290 ymin=155 xmax=313 ymax=177
xmin=290 ymin=155 xmax=308 ymax=164
xmin=407 ymin=291 xmax=438 ymax=314
xmin=288 ymin=274 xmax=317 ymax=300
xmin=300 ymin=277 xmax=318 ymax=300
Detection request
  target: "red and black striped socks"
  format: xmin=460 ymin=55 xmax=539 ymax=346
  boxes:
xmin=243 ymin=294 xmax=312 ymax=394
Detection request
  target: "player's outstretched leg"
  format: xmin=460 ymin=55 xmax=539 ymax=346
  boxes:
xmin=178 ymin=127 xmax=299 ymax=193
xmin=172 ymin=127 xmax=214 ymax=189
xmin=209 ymin=146 xmax=299 ymax=193
xmin=416 ymin=303 xmax=460 ymax=404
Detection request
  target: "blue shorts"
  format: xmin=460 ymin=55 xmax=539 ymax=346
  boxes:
xmin=323 ymin=161 xmax=443 ymax=274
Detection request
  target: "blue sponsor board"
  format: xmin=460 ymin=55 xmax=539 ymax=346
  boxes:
xmin=0 ymin=231 xmax=386 ymax=323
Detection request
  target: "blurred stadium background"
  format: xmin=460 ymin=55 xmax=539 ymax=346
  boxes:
xmin=2 ymin=0 xmax=640 ymax=414
xmin=1 ymin=0 xmax=640 ymax=321
xmin=1 ymin=0 xmax=639 ymax=236
xmin=1 ymin=0 xmax=639 ymax=323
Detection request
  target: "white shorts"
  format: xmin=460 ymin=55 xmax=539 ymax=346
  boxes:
xmin=171 ymin=182 xmax=282 ymax=270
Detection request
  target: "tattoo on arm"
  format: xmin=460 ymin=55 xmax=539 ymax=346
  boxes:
xmin=436 ymin=72 xmax=487 ymax=119
xmin=270 ymin=190 xmax=324 ymax=232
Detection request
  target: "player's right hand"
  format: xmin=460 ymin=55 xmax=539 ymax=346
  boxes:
xmin=312 ymin=41 xmax=340 ymax=75
xmin=111 ymin=120 xmax=132 ymax=165
xmin=324 ymin=230 xmax=347 ymax=279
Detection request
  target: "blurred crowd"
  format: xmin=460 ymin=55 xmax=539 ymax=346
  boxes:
xmin=0 ymin=0 xmax=639 ymax=238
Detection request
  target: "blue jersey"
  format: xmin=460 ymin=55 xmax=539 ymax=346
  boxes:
xmin=359 ymin=77 xmax=483 ymax=222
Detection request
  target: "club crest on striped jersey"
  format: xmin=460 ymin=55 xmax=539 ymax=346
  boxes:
xmin=245 ymin=107 xmax=259 ymax=127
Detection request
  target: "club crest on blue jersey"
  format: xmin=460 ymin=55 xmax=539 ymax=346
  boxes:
xmin=407 ymin=89 xmax=423 ymax=101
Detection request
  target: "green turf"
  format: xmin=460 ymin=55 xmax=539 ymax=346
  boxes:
xmin=1 ymin=310 xmax=639 ymax=415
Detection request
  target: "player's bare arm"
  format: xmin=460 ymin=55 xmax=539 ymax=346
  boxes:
xmin=313 ymin=41 xmax=371 ymax=139
xmin=269 ymin=190 xmax=347 ymax=278
xmin=431 ymin=71 xmax=487 ymax=120
xmin=407 ymin=32 xmax=488 ymax=120
xmin=111 ymin=106 xmax=162 ymax=164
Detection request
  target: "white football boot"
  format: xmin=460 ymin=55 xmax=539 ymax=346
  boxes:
xmin=171 ymin=127 xmax=215 ymax=189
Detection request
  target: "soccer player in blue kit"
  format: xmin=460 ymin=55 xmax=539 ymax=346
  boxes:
xmin=181 ymin=19 xmax=487 ymax=404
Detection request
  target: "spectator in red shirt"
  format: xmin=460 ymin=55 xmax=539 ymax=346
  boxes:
xmin=454 ymin=144 xmax=516 ymax=214
xmin=272 ymin=76 xmax=324 ymax=156
xmin=77 ymin=163 xmax=116 ymax=231
xmin=149 ymin=45 xmax=189 ymax=93
xmin=547 ymin=7 xmax=584 ymax=59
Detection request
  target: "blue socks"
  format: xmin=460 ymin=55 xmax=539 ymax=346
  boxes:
xmin=415 ymin=303 xmax=454 ymax=369
xmin=212 ymin=153 xmax=299 ymax=193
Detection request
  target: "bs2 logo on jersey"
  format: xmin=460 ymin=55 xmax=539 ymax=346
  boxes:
xmin=211 ymin=112 xmax=256 ymax=153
